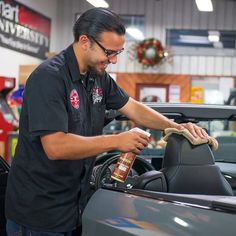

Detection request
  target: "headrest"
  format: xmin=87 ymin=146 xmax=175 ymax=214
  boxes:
xmin=163 ymin=134 xmax=215 ymax=167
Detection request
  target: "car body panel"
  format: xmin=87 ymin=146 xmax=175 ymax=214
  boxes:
xmin=82 ymin=188 xmax=236 ymax=236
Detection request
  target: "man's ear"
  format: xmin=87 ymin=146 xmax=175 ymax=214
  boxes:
xmin=79 ymin=35 xmax=90 ymax=50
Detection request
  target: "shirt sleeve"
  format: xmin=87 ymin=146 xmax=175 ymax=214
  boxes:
xmin=104 ymin=73 xmax=129 ymax=110
xmin=25 ymin=65 xmax=68 ymax=136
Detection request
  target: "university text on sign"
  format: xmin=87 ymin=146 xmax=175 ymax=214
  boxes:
xmin=0 ymin=0 xmax=51 ymax=59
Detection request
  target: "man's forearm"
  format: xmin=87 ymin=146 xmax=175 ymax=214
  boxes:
xmin=119 ymin=98 xmax=180 ymax=131
xmin=41 ymin=132 xmax=119 ymax=161
xmin=134 ymin=103 xmax=179 ymax=130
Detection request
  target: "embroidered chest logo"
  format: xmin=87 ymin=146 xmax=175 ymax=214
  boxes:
xmin=70 ymin=89 xmax=80 ymax=109
xmin=92 ymin=86 xmax=103 ymax=104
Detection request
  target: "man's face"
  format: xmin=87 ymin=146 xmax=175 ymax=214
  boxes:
xmin=86 ymin=32 xmax=125 ymax=75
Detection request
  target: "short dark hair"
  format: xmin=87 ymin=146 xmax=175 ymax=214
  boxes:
xmin=73 ymin=8 xmax=126 ymax=42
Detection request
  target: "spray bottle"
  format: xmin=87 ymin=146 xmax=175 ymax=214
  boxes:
xmin=111 ymin=127 xmax=150 ymax=183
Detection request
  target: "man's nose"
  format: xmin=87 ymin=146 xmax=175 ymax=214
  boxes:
xmin=108 ymin=55 xmax=118 ymax=64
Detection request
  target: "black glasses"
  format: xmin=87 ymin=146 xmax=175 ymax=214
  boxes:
xmin=89 ymin=36 xmax=124 ymax=59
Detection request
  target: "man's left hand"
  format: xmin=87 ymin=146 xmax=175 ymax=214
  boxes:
xmin=177 ymin=122 xmax=208 ymax=139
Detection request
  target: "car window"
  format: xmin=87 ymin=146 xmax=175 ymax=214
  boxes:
xmin=198 ymin=120 xmax=236 ymax=163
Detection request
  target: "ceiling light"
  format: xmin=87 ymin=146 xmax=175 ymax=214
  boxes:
xmin=126 ymin=27 xmax=144 ymax=40
xmin=195 ymin=0 xmax=213 ymax=12
xmin=86 ymin=0 xmax=109 ymax=8
xmin=208 ymin=31 xmax=220 ymax=42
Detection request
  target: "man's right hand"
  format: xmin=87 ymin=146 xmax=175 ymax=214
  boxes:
xmin=116 ymin=130 xmax=150 ymax=154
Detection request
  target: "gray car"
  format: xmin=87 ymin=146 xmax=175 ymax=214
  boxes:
xmin=83 ymin=104 xmax=236 ymax=236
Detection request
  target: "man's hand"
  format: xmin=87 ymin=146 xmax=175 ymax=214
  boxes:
xmin=176 ymin=122 xmax=208 ymax=138
xmin=116 ymin=130 xmax=150 ymax=154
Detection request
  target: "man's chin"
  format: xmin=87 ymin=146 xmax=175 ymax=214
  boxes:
xmin=88 ymin=65 xmax=106 ymax=76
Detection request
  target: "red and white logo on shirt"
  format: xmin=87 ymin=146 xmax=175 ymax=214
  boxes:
xmin=70 ymin=89 xmax=80 ymax=109
xmin=92 ymin=86 xmax=103 ymax=104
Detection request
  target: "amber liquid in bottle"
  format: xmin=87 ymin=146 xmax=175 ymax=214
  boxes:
xmin=111 ymin=152 xmax=136 ymax=183
xmin=111 ymin=127 xmax=150 ymax=183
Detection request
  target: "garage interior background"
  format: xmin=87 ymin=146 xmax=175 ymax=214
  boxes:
xmin=0 ymin=0 xmax=236 ymax=75
xmin=0 ymin=0 xmax=236 ymax=160
xmin=1 ymin=0 xmax=235 ymax=104
xmin=0 ymin=0 xmax=236 ymax=100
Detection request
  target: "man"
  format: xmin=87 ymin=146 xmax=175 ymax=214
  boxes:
xmin=5 ymin=7 xmax=207 ymax=236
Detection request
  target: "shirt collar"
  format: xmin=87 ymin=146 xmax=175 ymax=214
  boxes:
xmin=65 ymin=44 xmax=84 ymax=82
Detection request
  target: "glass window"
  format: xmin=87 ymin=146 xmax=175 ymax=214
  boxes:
xmin=166 ymin=29 xmax=236 ymax=57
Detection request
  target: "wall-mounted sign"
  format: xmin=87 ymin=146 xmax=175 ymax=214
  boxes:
xmin=0 ymin=0 xmax=51 ymax=59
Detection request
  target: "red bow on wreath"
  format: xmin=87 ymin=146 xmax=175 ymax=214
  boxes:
xmin=136 ymin=38 xmax=165 ymax=67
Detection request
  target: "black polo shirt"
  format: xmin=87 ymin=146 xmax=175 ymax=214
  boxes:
xmin=5 ymin=44 xmax=129 ymax=232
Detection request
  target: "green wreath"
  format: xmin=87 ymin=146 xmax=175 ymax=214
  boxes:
xmin=136 ymin=38 xmax=165 ymax=67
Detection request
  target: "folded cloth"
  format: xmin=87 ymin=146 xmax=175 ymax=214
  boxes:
xmin=162 ymin=128 xmax=218 ymax=151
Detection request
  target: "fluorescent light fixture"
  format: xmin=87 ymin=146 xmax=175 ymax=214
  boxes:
xmin=195 ymin=0 xmax=213 ymax=12
xmin=179 ymin=35 xmax=209 ymax=44
xmin=126 ymin=27 xmax=144 ymax=40
xmin=86 ymin=0 xmax=109 ymax=8
xmin=208 ymin=31 xmax=220 ymax=42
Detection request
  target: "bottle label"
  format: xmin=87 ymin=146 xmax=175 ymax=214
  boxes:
xmin=118 ymin=164 xmax=127 ymax=171
xmin=111 ymin=127 xmax=150 ymax=183
xmin=111 ymin=152 xmax=136 ymax=183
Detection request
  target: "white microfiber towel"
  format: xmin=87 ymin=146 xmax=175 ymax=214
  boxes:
xmin=162 ymin=128 xmax=218 ymax=151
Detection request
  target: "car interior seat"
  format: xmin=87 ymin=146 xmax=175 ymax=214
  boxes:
xmin=133 ymin=170 xmax=167 ymax=192
xmin=160 ymin=134 xmax=233 ymax=195
xmin=0 ymin=156 xmax=10 ymax=236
